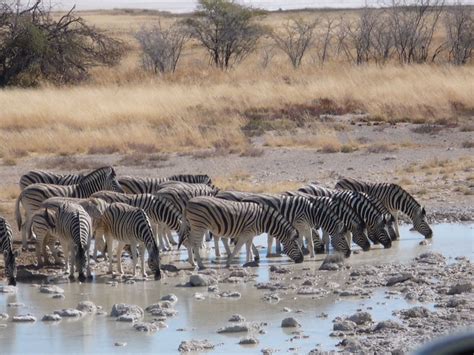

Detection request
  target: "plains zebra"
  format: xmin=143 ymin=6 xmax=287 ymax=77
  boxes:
xmin=0 ymin=217 xmax=17 ymax=286
xmin=91 ymin=191 xmax=186 ymax=251
xmin=118 ymin=174 xmax=213 ymax=194
xmin=242 ymin=194 xmax=324 ymax=257
xmin=179 ymin=196 xmax=304 ymax=269
xmin=215 ymin=190 xmax=270 ymax=259
xmin=335 ymin=178 xmax=432 ymax=239
xmin=30 ymin=200 xmax=92 ymax=282
xmin=15 ymin=166 xmax=123 ymax=249
xmin=19 ymin=170 xmax=83 ymax=190
xmin=329 ymin=190 xmax=392 ymax=248
xmin=94 ymin=202 xmax=161 ymax=280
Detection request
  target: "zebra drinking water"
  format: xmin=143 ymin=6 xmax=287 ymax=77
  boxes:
xmin=335 ymin=177 xmax=432 ymax=240
xmin=179 ymin=196 xmax=304 ymax=269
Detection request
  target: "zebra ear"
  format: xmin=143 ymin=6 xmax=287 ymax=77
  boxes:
xmin=421 ymin=207 xmax=426 ymax=216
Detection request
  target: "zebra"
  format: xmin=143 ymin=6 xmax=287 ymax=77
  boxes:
xmin=328 ymin=190 xmax=392 ymax=248
xmin=118 ymin=174 xmax=213 ymax=194
xmin=29 ymin=197 xmax=108 ymax=262
xmin=179 ymin=196 xmax=304 ymax=269
xmin=94 ymin=202 xmax=161 ymax=280
xmin=91 ymin=191 xmax=186 ymax=251
xmin=297 ymin=183 xmax=334 ymax=197
xmin=20 ymin=170 xmax=83 ymax=190
xmin=15 ymin=166 xmax=123 ymax=249
xmin=30 ymin=200 xmax=92 ymax=282
xmin=242 ymin=194 xmax=323 ymax=258
xmin=335 ymin=177 xmax=433 ymax=239
xmin=0 ymin=217 xmax=17 ymax=286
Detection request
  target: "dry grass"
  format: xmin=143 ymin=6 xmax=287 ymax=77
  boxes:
xmin=0 ymin=9 xmax=472 ymax=158
xmin=0 ymin=184 xmax=19 ymax=201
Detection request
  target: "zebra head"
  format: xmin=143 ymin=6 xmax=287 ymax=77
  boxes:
xmin=104 ymin=167 xmax=124 ymax=193
xmin=385 ymin=214 xmax=398 ymax=241
xmin=4 ymin=249 xmax=18 ymax=286
xmin=369 ymin=215 xmax=392 ymax=248
xmin=282 ymin=229 xmax=304 ymax=264
xmin=351 ymin=222 xmax=370 ymax=251
xmin=413 ymin=206 xmax=432 ymax=239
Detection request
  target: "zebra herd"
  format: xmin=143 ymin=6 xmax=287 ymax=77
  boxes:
xmin=0 ymin=166 xmax=433 ymax=286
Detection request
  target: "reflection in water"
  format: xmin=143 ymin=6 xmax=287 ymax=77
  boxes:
xmin=0 ymin=223 xmax=472 ymax=353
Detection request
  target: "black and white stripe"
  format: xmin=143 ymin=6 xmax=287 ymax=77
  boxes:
xmin=15 ymin=166 xmax=123 ymax=249
xmin=335 ymin=177 xmax=433 ymax=239
xmin=0 ymin=217 xmax=17 ymax=286
xmin=19 ymin=170 xmax=83 ymax=190
xmin=91 ymin=191 xmax=185 ymax=251
xmin=30 ymin=200 xmax=92 ymax=282
xmin=329 ymin=190 xmax=392 ymax=248
xmin=180 ymin=196 xmax=303 ymax=269
xmin=118 ymin=174 xmax=213 ymax=194
xmin=94 ymin=202 xmax=161 ymax=280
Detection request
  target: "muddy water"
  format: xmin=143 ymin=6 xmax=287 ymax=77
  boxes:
xmin=0 ymin=223 xmax=472 ymax=354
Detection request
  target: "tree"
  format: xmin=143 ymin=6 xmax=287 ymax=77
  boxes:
xmin=271 ymin=17 xmax=318 ymax=68
xmin=0 ymin=0 xmax=123 ymax=87
xmin=186 ymin=0 xmax=263 ymax=69
xmin=444 ymin=3 xmax=473 ymax=65
xmin=136 ymin=21 xmax=188 ymax=74
xmin=388 ymin=0 xmax=445 ymax=64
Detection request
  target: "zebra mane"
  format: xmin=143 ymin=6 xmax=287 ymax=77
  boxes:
xmin=384 ymin=183 xmax=423 ymax=215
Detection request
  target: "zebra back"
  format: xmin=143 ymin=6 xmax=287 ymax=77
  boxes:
xmin=19 ymin=170 xmax=83 ymax=190
xmin=0 ymin=217 xmax=16 ymax=285
xmin=168 ymin=174 xmax=213 ymax=186
xmin=215 ymin=190 xmax=259 ymax=201
xmin=156 ymin=184 xmax=217 ymax=214
xmin=297 ymin=184 xmax=334 ymax=197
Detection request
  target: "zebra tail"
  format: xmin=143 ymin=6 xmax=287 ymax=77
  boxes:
xmin=15 ymin=192 xmax=23 ymax=231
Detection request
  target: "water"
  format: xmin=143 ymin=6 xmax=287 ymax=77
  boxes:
xmin=54 ymin=0 xmax=473 ymax=12
xmin=0 ymin=223 xmax=472 ymax=353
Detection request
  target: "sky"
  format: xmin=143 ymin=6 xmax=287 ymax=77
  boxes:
xmin=52 ymin=0 xmax=406 ymax=12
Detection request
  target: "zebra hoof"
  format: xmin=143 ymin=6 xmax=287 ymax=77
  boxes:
xmin=78 ymin=273 xmax=86 ymax=283
xmin=154 ymin=271 xmax=161 ymax=280
xmin=362 ymin=246 xmax=371 ymax=252
xmin=68 ymin=274 xmax=76 ymax=280
xmin=8 ymin=278 xmax=16 ymax=286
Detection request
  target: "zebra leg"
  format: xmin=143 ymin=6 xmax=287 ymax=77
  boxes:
xmin=156 ymin=224 xmax=168 ymax=252
xmin=322 ymin=230 xmax=330 ymax=253
xmin=62 ymin=241 xmax=71 ymax=277
xmin=214 ymin=234 xmax=221 ymax=258
xmin=266 ymin=234 xmax=273 ymax=257
xmin=345 ymin=231 xmax=353 ymax=249
xmin=226 ymin=237 xmax=247 ymax=268
xmin=192 ymin=244 xmax=205 ymax=270
xmin=138 ymin=244 xmax=147 ymax=278
xmin=167 ymin=230 xmax=177 ymax=246
xmin=252 ymin=243 xmax=259 ymax=261
xmin=116 ymin=242 xmax=126 ymax=276
xmin=106 ymin=236 xmax=115 ymax=274
xmin=304 ymin=227 xmax=315 ymax=258
xmin=276 ymin=240 xmax=282 ymax=254
xmin=394 ymin=211 xmax=401 ymax=240
xmin=245 ymin=240 xmax=253 ymax=263
xmin=129 ymin=243 xmax=139 ymax=277
xmin=222 ymin=238 xmax=232 ymax=256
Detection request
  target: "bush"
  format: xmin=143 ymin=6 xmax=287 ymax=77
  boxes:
xmin=0 ymin=1 xmax=124 ymax=86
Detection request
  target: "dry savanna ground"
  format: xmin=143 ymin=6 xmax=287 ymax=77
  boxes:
xmin=0 ymin=8 xmax=472 ymax=226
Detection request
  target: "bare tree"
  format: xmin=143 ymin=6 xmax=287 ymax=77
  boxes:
xmin=136 ymin=21 xmax=188 ymax=74
xmin=388 ymin=0 xmax=445 ymax=64
xmin=316 ymin=16 xmax=338 ymax=66
xmin=260 ymin=43 xmax=275 ymax=69
xmin=444 ymin=3 xmax=473 ymax=65
xmin=371 ymin=12 xmax=395 ymax=64
xmin=271 ymin=17 xmax=318 ymax=68
xmin=345 ymin=8 xmax=378 ymax=64
xmin=0 ymin=0 xmax=123 ymax=86
xmin=185 ymin=0 xmax=263 ymax=69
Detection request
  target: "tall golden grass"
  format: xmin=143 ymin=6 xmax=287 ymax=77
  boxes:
xmin=0 ymin=9 xmax=472 ymax=158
